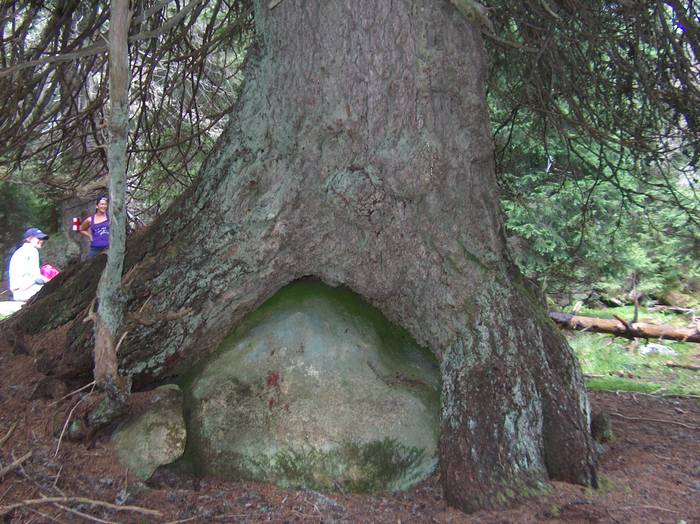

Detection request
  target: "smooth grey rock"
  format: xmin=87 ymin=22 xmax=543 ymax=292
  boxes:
xmin=112 ymin=384 xmax=186 ymax=480
xmin=639 ymin=343 xmax=677 ymax=356
xmin=182 ymin=281 xmax=440 ymax=493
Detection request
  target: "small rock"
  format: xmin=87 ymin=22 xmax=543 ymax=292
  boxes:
xmin=97 ymin=478 xmax=114 ymax=488
xmin=639 ymin=343 xmax=677 ymax=356
xmin=115 ymin=489 xmax=129 ymax=506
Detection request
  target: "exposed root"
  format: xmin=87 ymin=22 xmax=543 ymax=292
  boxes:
xmin=0 ymin=496 xmax=162 ymax=518
xmin=0 ymin=451 xmax=32 ymax=481
xmin=609 ymin=411 xmax=699 ymax=430
xmin=0 ymin=422 xmax=17 ymax=449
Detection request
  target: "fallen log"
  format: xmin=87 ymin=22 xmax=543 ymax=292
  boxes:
xmin=548 ymin=312 xmax=700 ymax=343
xmin=666 ymin=361 xmax=700 ymax=371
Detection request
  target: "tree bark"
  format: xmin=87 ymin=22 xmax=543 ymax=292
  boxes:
xmin=11 ymin=0 xmax=597 ymax=512
xmin=93 ymin=0 xmax=131 ymax=403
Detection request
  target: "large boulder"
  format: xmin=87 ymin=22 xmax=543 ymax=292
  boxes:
xmin=180 ymin=281 xmax=440 ymax=493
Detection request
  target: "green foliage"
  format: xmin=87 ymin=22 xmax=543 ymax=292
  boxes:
xmin=567 ymin=323 xmax=700 ymax=396
xmin=0 ymin=181 xmax=54 ymax=269
xmin=495 ymin=104 xmax=700 ymax=301
xmin=486 ymin=1 xmax=700 ymax=303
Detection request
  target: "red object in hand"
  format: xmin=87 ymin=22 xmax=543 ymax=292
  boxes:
xmin=40 ymin=264 xmax=60 ymax=280
xmin=72 ymin=217 xmax=81 ymax=231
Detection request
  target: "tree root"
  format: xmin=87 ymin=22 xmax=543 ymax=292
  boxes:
xmin=0 ymin=451 xmax=32 ymax=481
xmin=0 ymin=422 xmax=17 ymax=449
xmin=609 ymin=411 xmax=699 ymax=430
xmin=0 ymin=496 xmax=162 ymax=518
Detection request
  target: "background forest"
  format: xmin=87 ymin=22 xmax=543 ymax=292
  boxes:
xmin=0 ymin=0 xmax=698 ymax=353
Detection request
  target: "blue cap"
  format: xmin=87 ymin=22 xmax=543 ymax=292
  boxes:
xmin=23 ymin=228 xmax=49 ymax=240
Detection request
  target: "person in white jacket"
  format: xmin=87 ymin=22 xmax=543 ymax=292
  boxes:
xmin=8 ymin=228 xmax=49 ymax=302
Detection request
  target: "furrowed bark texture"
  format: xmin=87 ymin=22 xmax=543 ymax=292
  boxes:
xmin=13 ymin=0 xmax=597 ymax=512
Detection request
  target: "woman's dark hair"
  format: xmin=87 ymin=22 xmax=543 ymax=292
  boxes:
xmin=96 ymin=195 xmax=108 ymax=206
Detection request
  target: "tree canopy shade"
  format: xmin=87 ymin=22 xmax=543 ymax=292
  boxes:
xmin=0 ymin=1 xmax=697 ymax=222
xmin=484 ymin=0 xmax=699 ymax=298
xmin=0 ymin=0 xmax=252 ymax=214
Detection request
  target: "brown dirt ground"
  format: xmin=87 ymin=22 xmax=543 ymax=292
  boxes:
xmin=0 ymin=332 xmax=698 ymax=524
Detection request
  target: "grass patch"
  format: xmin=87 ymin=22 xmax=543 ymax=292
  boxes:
xmin=574 ymin=305 xmax=693 ymax=327
xmin=566 ymin=307 xmax=700 ymax=396
xmin=585 ymin=377 xmax=699 ymax=396
xmin=585 ymin=475 xmax=619 ymax=497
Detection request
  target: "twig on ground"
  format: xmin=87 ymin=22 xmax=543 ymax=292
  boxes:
xmin=52 ymin=465 xmax=63 ymax=490
xmin=665 ymin=362 xmax=700 ymax=371
xmin=50 ymin=381 xmax=96 ymax=406
xmin=51 ymin=500 xmax=116 ymax=524
xmin=0 ymin=422 xmax=17 ymax=448
xmin=597 ymin=389 xmax=700 ymax=400
xmin=164 ymin=515 xmax=249 ymax=524
xmin=27 ymin=507 xmax=67 ymax=524
xmin=0 ymin=451 xmax=32 ymax=481
xmin=0 ymin=485 xmax=14 ymax=504
xmin=611 ymin=504 xmax=680 ymax=513
xmin=54 ymin=388 xmax=95 ymax=458
xmin=609 ymin=412 xmax=699 ymax=430
xmin=0 ymin=497 xmax=162 ymax=518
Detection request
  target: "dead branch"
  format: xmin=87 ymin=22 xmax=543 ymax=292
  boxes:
xmin=0 ymin=451 xmax=32 ymax=481
xmin=54 ymin=388 xmax=95 ymax=458
xmin=650 ymin=305 xmax=695 ymax=315
xmin=0 ymin=496 xmax=162 ymax=518
xmin=609 ymin=412 xmax=699 ymax=430
xmin=549 ymin=312 xmax=700 ymax=343
xmin=611 ymin=504 xmax=680 ymax=514
xmin=0 ymin=422 xmax=17 ymax=449
xmin=665 ymin=362 xmax=700 ymax=371
xmin=49 ymin=381 xmax=96 ymax=406
xmin=50 ymin=499 xmax=116 ymax=524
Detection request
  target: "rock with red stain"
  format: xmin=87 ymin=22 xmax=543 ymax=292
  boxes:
xmin=182 ymin=281 xmax=440 ymax=493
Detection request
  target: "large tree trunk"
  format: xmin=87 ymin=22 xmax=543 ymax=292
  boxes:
xmin=10 ymin=0 xmax=597 ymax=512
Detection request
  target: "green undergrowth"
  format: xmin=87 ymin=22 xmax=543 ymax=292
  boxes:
xmin=575 ymin=305 xmax=692 ymax=327
xmin=566 ymin=306 xmax=700 ymax=396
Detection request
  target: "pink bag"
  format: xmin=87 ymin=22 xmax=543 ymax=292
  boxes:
xmin=40 ymin=264 xmax=60 ymax=281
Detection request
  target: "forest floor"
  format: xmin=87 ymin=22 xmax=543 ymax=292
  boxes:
xmin=0 ymin=332 xmax=699 ymax=523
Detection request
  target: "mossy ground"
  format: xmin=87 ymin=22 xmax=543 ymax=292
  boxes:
xmin=238 ymin=438 xmax=427 ymax=493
